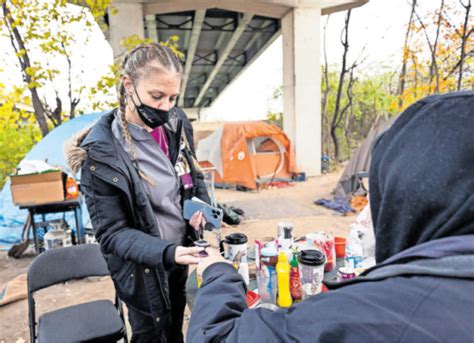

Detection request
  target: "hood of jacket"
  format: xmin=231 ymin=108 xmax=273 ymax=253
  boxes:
xmin=64 ymin=109 xmax=121 ymax=175
xmin=369 ymin=91 xmax=474 ymax=263
xmin=64 ymin=126 xmax=91 ymax=175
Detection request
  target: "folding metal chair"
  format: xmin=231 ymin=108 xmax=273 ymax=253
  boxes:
xmin=27 ymin=244 xmax=128 ymax=342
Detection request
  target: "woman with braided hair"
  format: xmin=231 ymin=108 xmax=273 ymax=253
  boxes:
xmin=66 ymin=43 xmax=211 ymax=342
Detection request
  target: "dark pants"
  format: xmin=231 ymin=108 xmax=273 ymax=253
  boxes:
xmin=129 ymin=266 xmax=188 ymax=343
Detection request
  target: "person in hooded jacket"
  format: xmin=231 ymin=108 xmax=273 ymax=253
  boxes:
xmin=187 ymin=91 xmax=474 ymax=343
xmin=66 ymin=43 xmax=210 ymax=342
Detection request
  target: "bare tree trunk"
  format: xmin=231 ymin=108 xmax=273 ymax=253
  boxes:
xmin=321 ymin=15 xmax=331 ymax=154
xmin=343 ymin=79 xmax=354 ymax=155
xmin=331 ymin=10 xmax=351 ymax=162
xmin=413 ymin=56 xmax=419 ymax=98
xmin=414 ymin=9 xmax=438 ymax=94
xmin=399 ymin=0 xmax=417 ymax=109
xmin=458 ymin=0 xmax=472 ymax=90
xmin=2 ymin=1 xmax=49 ymax=137
xmin=60 ymin=41 xmax=80 ymax=119
xmin=430 ymin=0 xmax=445 ymax=92
xmin=341 ymin=66 xmax=356 ymax=156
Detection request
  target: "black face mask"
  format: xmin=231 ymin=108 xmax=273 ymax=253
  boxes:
xmin=130 ymin=87 xmax=170 ymax=129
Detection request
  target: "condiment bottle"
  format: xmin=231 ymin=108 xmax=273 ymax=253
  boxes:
xmin=66 ymin=176 xmax=79 ymax=199
xmin=289 ymin=254 xmax=302 ymax=302
xmin=276 ymin=251 xmax=292 ymax=308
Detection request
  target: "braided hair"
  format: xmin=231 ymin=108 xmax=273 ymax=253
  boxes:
xmin=117 ymin=43 xmax=183 ymax=184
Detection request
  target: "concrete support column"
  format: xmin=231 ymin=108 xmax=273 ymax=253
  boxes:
xmin=282 ymin=7 xmax=321 ymax=176
xmin=108 ymin=3 xmax=145 ymax=58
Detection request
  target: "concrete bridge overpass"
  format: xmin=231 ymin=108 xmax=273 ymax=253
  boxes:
xmin=90 ymin=0 xmax=368 ymax=175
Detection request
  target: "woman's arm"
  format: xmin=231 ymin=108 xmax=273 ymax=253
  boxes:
xmin=81 ymin=168 xmax=175 ymax=268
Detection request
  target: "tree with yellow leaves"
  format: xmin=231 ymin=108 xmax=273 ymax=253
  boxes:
xmin=0 ymin=0 xmax=184 ymax=185
xmin=1 ymin=0 xmax=108 ymax=136
xmin=397 ymin=0 xmax=473 ymax=112
xmin=0 ymin=83 xmax=41 ymax=187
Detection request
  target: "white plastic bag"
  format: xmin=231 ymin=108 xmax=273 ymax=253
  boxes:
xmin=17 ymin=160 xmax=58 ymax=175
xmin=345 ymin=203 xmax=376 ymax=270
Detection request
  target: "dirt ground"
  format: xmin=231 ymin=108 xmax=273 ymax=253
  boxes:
xmin=0 ymin=168 xmax=355 ymax=342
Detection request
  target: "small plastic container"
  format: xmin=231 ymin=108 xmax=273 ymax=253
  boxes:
xmin=44 ymin=229 xmax=72 ymax=250
xmin=337 ymin=266 xmax=356 ymax=282
xmin=335 ymin=236 xmax=346 ymax=258
xmin=258 ymin=246 xmax=278 ymax=304
xmin=194 ymin=239 xmax=210 ymax=257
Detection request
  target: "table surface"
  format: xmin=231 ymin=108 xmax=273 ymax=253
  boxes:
xmin=19 ymin=196 xmax=82 ymax=211
xmin=186 ymin=257 xmax=344 ymax=309
xmin=20 ymin=196 xmax=85 ymax=252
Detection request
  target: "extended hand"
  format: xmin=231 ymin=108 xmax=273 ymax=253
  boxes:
xmin=175 ymin=246 xmax=204 ymax=265
xmin=197 ymin=248 xmax=229 ymax=277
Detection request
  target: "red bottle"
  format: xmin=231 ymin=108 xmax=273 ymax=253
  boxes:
xmin=289 ymin=254 xmax=302 ymax=302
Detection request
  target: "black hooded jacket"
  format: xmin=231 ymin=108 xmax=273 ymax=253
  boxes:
xmin=66 ymin=108 xmax=210 ymax=335
xmin=370 ymin=91 xmax=474 ymax=262
xmin=187 ymin=91 xmax=474 ymax=342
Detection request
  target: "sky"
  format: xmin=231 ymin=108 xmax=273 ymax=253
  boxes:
xmin=0 ymin=0 xmax=454 ymax=122
xmin=0 ymin=5 xmax=114 ymax=109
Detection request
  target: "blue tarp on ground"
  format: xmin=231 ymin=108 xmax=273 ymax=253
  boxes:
xmin=0 ymin=112 xmax=103 ymax=248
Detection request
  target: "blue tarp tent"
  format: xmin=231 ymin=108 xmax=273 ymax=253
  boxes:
xmin=0 ymin=112 xmax=103 ymax=248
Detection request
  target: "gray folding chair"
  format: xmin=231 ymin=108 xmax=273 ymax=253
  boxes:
xmin=27 ymin=244 xmax=128 ymax=343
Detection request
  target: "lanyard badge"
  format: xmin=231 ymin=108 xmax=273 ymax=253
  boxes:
xmin=175 ymin=141 xmax=194 ymax=190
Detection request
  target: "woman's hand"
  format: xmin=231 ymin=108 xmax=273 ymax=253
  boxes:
xmin=197 ymin=248 xmax=229 ymax=276
xmin=189 ymin=211 xmax=207 ymax=231
xmin=175 ymin=246 xmax=204 ymax=265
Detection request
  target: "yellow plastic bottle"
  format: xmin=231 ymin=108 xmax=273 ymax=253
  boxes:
xmin=276 ymin=251 xmax=293 ymax=308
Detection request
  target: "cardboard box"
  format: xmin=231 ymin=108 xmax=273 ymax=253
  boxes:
xmin=11 ymin=170 xmax=66 ymax=206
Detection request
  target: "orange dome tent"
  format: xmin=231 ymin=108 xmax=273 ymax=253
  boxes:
xmin=196 ymin=121 xmax=298 ymax=190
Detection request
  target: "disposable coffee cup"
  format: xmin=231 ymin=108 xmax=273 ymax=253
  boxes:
xmin=225 ymin=233 xmax=249 ymax=284
xmin=298 ymin=249 xmax=326 ymax=299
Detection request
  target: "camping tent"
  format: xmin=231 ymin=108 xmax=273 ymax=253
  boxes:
xmin=196 ymin=121 xmax=298 ymax=189
xmin=334 ymin=115 xmax=397 ymax=197
xmin=0 ymin=113 xmax=102 ymax=247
